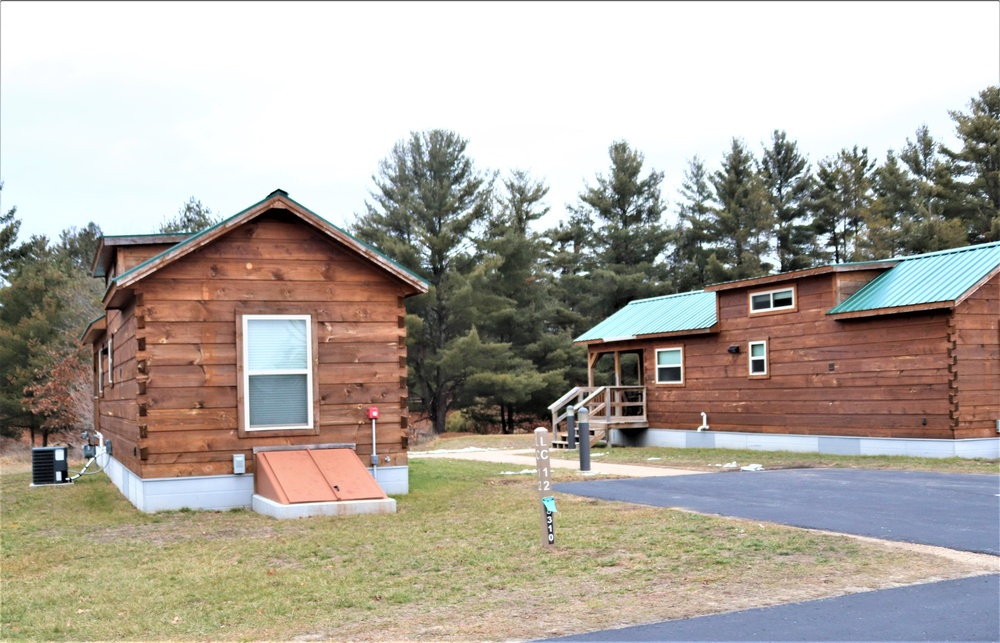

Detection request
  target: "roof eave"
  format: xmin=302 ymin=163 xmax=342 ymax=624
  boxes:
xmin=827 ymin=300 xmax=955 ymax=320
xmin=575 ymin=324 xmax=719 ymax=346
xmin=954 ymin=263 xmax=1000 ymax=308
xmin=102 ymin=283 xmax=134 ymax=310
xmin=80 ymin=314 xmax=108 ymax=344
xmin=112 ymin=191 xmax=430 ymax=296
xmin=706 ymin=262 xmax=898 ymax=292
xmin=91 ymin=233 xmax=193 ymax=278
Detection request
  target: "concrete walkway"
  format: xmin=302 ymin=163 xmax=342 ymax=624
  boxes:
xmin=409 ymin=448 xmax=703 ymax=478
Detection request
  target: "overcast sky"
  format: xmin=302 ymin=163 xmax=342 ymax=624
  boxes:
xmin=2 ymin=1 xmax=998 ymax=244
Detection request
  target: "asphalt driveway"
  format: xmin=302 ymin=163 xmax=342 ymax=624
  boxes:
xmin=555 ymin=469 xmax=1000 ymax=554
xmin=545 ymin=573 xmax=999 ymax=642
xmin=546 ymin=468 xmax=1000 ymax=641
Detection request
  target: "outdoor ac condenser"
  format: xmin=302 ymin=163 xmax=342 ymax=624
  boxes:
xmin=31 ymin=446 xmax=70 ymax=486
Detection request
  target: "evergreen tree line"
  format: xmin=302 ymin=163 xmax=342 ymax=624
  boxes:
xmin=352 ymin=86 xmax=998 ymax=434
xmin=0 ymin=87 xmax=996 ymax=442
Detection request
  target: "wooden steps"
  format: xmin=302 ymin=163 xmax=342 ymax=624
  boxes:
xmin=552 ymin=424 xmax=607 ymax=449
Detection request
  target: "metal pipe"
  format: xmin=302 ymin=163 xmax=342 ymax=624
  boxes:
xmin=371 ymin=417 xmax=378 ymax=481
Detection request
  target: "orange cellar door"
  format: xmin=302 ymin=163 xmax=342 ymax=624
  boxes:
xmin=255 ymin=449 xmax=388 ymax=505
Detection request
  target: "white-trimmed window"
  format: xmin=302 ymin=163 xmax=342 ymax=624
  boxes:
xmin=655 ymin=347 xmax=684 ymax=384
xmin=106 ymin=336 xmax=114 ymax=386
xmin=242 ymin=315 xmax=313 ymax=431
xmin=750 ymin=287 xmax=795 ymax=314
xmin=97 ymin=349 xmax=104 ymax=396
xmin=749 ymin=341 xmax=768 ymax=377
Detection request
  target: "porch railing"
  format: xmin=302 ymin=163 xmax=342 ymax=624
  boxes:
xmin=548 ymin=386 xmax=647 ymax=446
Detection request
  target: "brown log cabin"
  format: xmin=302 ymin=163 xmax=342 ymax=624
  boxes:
xmin=81 ymin=190 xmax=428 ymax=512
xmin=552 ymin=242 xmax=1000 ymax=458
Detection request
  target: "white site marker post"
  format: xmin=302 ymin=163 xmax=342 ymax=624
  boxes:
xmin=534 ymin=427 xmax=556 ymax=546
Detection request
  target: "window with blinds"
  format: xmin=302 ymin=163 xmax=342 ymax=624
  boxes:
xmin=242 ymin=315 xmax=313 ymax=430
xmin=749 ymin=340 xmax=768 ymax=377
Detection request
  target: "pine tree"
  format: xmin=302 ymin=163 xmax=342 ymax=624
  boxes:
xmin=706 ymin=138 xmax=775 ymax=282
xmin=158 ymin=197 xmax=220 ymax=233
xmin=811 ymin=146 xmax=877 ymax=262
xmin=566 ymin=140 xmax=670 ymax=323
xmin=868 ymin=150 xmax=914 ymax=258
xmin=668 ymin=156 xmax=715 ymax=292
xmin=870 ymin=127 xmax=967 ymax=257
xmin=543 ymin=213 xmax=591 ymax=338
xmin=941 ymin=86 xmax=1000 ymax=243
xmin=352 ymin=130 xmax=493 ymax=434
xmin=467 ymin=170 xmax=583 ymax=433
xmin=760 ymin=131 xmax=817 ymax=272
xmin=1 ymin=181 xmax=32 ymax=285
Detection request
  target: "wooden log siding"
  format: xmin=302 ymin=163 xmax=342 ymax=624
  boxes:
xmin=637 ymin=272 xmax=960 ymax=439
xmin=122 ymin=214 xmax=411 ymax=479
xmin=951 ymin=273 xmax=1000 ymax=438
xmin=96 ymin=303 xmax=145 ymax=476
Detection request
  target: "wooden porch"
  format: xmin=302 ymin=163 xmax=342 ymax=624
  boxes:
xmin=548 ymin=386 xmax=648 ymax=449
xmin=547 ymin=345 xmax=649 ymax=449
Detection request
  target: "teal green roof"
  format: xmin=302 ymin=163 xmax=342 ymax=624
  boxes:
xmin=575 ymin=291 xmax=717 ymax=343
xmin=828 ymin=241 xmax=1000 ymax=315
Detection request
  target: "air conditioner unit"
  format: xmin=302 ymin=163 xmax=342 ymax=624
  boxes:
xmin=31 ymin=446 xmax=71 ymax=486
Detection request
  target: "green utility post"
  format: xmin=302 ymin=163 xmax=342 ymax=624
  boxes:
xmin=534 ymin=427 xmax=556 ymax=546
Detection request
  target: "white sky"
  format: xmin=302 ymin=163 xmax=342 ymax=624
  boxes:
xmin=2 ymin=1 xmax=998 ymax=243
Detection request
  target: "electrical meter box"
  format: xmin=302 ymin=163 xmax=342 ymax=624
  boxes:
xmin=31 ymin=446 xmax=71 ymax=486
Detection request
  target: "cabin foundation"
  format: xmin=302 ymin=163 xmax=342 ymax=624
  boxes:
xmin=611 ymin=428 xmax=1000 ymax=459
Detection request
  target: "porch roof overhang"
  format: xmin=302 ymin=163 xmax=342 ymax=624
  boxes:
xmin=578 ymin=324 xmax=719 ymax=349
xmin=574 ymin=290 xmax=718 ymax=346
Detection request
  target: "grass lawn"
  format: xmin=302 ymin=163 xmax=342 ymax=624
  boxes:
xmin=1 ymin=454 xmax=995 ymax=641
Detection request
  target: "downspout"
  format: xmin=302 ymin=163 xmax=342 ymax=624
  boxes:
xmin=697 ymin=412 xmax=710 ymax=432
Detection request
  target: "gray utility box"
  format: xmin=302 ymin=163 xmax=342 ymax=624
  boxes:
xmin=31 ymin=446 xmax=70 ymax=486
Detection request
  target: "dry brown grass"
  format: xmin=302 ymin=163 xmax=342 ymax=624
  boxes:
xmin=3 ymin=456 xmax=996 ymax=641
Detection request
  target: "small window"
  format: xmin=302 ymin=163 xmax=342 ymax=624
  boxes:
xmin=97 ymin=350 xmax=104 ymax=396
xmin=242 ymin=315 xmax=313 ymax=431
xmin=655 ymin=348 xmax=683 ymax=384
xmin=106 ymin=336 xmax=114 ymax=386
xmin=750 ymin=287 xmax=795 ymax=314
xmin=749 ymin=341 xmax=768 ymax=377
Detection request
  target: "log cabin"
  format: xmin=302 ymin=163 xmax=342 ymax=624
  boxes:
xmin=81 ymin=190 xmax=428 ymax=512
xmin=552 ymin=241 xmax=1000 ymax=459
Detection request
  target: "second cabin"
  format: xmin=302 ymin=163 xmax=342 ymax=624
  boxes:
xmin=552 ymin=242 xmax=1000 ymax=458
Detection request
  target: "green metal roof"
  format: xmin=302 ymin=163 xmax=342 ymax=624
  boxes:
xmin=575 ymin=291 xmax=717 ymax=343
xmin=828 ymin=241 xmax=1000 ymax=315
